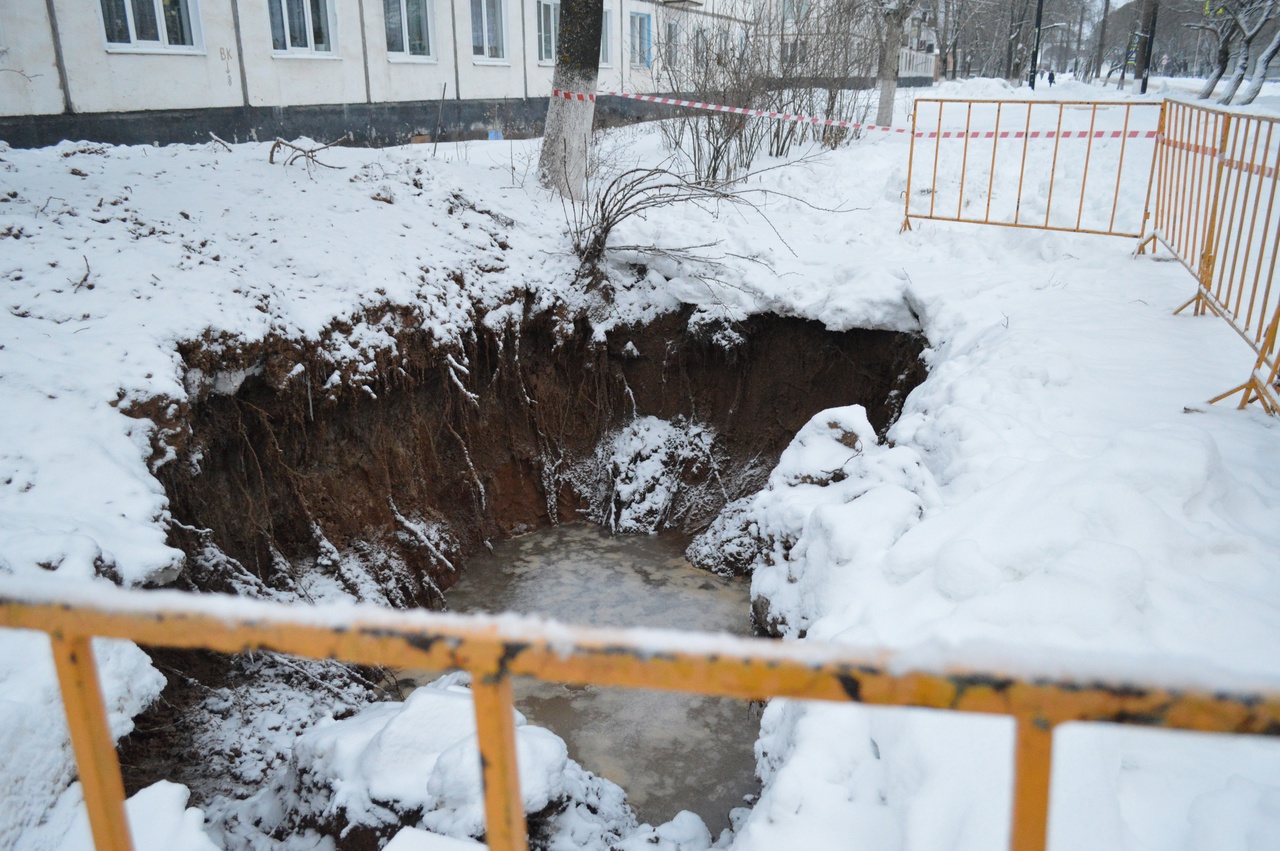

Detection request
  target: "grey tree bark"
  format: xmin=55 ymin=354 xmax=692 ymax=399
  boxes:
xmin=1240 ymin=26 xmax=1280 ymax=103
xmin=875 ymin=2 xmax=916 ymax=127
xmin=1218 ymin=0 xmax=1277 ymax=104
xmin=538 ymin=0 xmax=605 ymax=199
xmin=1195 ymin=23 xmax=1235 ymax=98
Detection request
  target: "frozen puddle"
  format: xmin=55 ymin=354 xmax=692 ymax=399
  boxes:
xmin=402 ymin=523 xmax=758 ymax=831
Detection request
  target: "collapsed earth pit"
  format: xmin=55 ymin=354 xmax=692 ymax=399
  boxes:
xmin=124 ymin=306 xmax=927 ymax=845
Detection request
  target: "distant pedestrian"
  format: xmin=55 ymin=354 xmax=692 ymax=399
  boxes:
xmin=1048 ymin=71 xmax=1056 ymax=87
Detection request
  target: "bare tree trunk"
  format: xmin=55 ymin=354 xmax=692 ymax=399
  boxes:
xmin=1198 ymin=30 xmax=1232 ymax=98
xmin=1091 ymin=0 xmax=1112 ymax=82
xmin=876 ymin=5 xmax=913 ymax=127
xmin=538 ymin=0 xmax=604 ymax=199
xmin=1218 ymin=44 xmax=1251 ymax=103
xmin=1240 ymin=27 xmax=1280 ymax=104
xmin=1132 ymin=0 xmax=1158 ymax=93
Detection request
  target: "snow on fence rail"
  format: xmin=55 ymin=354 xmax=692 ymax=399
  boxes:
xmin=902 ymin=99 xmax=1163 ymax=238
xmin=4 ymin=585 xmax=1280 ymax=851
xmin=1139 ymin=100 xmax=1280 ymax=413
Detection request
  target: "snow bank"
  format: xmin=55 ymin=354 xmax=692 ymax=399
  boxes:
xmin=282 ymin=675 xmax=635 ymax=848
xmin=54 ymin=781 xmax=219 ymax=851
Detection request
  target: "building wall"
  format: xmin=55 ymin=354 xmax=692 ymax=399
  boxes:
xmin=52 ymin=0 xmax=244 ymax=113
xmin=238 ymin=0 xmax=368 ymax=107
xmin=0 ymin=0 xmax=933 ymax=144
xmin=0 ymin=3 xmax=69 ymax=116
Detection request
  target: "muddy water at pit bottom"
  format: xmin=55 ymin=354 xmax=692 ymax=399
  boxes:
xmin=399 ymin=523 xmax=759 ymax=832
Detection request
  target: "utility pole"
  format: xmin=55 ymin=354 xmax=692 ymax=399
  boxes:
xmin=1027 ymin=0 xmax=1045 ymax=88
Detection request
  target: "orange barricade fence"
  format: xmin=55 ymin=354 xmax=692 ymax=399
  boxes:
xmin=1140 ymin=101 xmax=1280 ymax=413
xmin=3 ymin=585 xmax=1280 ymax=851
xmin=903 ymin=99 xmax=1164 ymax=238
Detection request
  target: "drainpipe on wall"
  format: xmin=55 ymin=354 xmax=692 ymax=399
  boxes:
xmin=43 ymin=0 xmax=73 ymax=113
xmin=229 ymin=0 xmax=251 ymax=106
xmin=521 ymin=0 xmax=529 ymax=100
xmin=357 ymin=0 xmax=373 ymax=103
xmin=449 ymin=0 xmax=462 ymax=99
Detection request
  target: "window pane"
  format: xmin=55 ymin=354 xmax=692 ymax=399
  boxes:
xmin=406 ymin=0 xmax=429 ymax=55
xmin=100 ymin=0 xmax=131 ymax=43
xmin=131 ymin=0 xmax=160 ymax=40
xmin=665 ymin=21 xmax=677 ymax=67
xmin=384 ymin=0 xmax=404 ymax=52
xmin=310 ymin=0 xmax=330 ymax=50
xmin=161 ymin=0 xmax=193 ymax=46
xmin=485 ymin=0 xmax=503 ymax=57
xmin=269 ymin=0 xmax=286 ymax=49
xmin=285 ymin=0 xmax=306 ymax=46
xmin=599 ymin=9 xmax=610 ymax=63
xmin=471 ymin=0 xmax=484 ymax=55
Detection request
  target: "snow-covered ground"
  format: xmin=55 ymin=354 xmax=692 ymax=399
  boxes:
xmin=2 ymin=76 xmax=1279 ymax=851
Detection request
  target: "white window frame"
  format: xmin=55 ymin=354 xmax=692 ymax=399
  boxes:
xmin=664 ymin=20 xmax=678 ymax=68
xmin=385 ymin=0 xmax=435 ymax=61
xmin=471 ymin=0 xmax=507 ymax=62
xmin=536 ymin=0 xmax=559 ymax=64
xmin=599 ymin=8 xmax=612 ymax=66
xmin=98 ymin=0 xmax=204 ymax=54
xmin=629 ymin=12 xmax=651 ymax=68
xmin=269 ymin=0 xmax=337 ymax=57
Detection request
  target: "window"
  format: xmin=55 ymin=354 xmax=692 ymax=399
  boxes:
xmin=782 ymin=0 xmax=810 ymax=22
xmin=536 ymin=0 xmax=559 ymax=63
xmin=471 ymin=0 xmax=504 ymax=59
xmin=385 ymin=0 xmax=432 ymax=57
xmin=269 ymin=0 xmax=333 ymax=52
xmin=782 ymin=39 xmax=806 ymax=65
xmin=599 ymin=8 xmax=612 ymax=65
xmin=99 ymin=0 xmax=197 ymax=49
xmin=664 ymin=20 xmax=678 ymax=67
xmin=629 ymin=12 xmax=650 ymax=68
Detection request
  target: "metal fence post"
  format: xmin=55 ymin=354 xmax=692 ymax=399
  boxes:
xmin=1196 ymin=113 xmax=1233 ymax=316
xmin=902 ymin=100 xmax=919 ymax=232
xmin=49 ymin=634 xmax=135 ymax=851
xmin=1009 ymin=718 xmax=1054 ymax=851
xmin=471 ymin=667 xmax=529 ymax=851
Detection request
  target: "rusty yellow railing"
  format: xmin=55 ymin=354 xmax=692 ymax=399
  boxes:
xmin=3 ymin=584 xmax=1280 ymax=851
xmin=904 ymin=97 xmax=1280 ymax=414
xmin=1139 ymin=100 xmax=1280 ymax=413
xmin=903 ymin=99 xmax=1163 ymax=238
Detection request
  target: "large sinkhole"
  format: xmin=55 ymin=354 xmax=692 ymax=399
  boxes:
xmin=124 ymin=307 xmax=927 ymax=847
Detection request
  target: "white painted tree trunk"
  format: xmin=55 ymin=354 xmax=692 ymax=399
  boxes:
xmin=538 ymin=0 xmax=602 ymax=202
xmin=1240 ymin=29 xmax=1280 ymax=105
xmin=540 ymin=65 xmax=598 ymax=201
xmin=1218 ymin=47 xmax=1251 ymax=104
xmin=875 ymin=11 xmax=909 ymax=127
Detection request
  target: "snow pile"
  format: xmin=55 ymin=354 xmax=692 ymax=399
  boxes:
xmin=276 ymin=675 xmax=635 ymax=848
xmin=55 ymin=781 xmax=219 ymax=851
xmin=1 ymin=636 xmax=164 ymax=851
xmin=591 ymin=416 xmax=723 ymax=534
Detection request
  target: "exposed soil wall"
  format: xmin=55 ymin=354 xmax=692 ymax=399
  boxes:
xmin=158 ymin=307 xmax=924 ymax=604
xmin=123 ymin=305 xmax=926 ymax=817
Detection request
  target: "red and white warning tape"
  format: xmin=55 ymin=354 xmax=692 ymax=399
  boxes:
xmin=554 ymin=88 xmax=911 ymax=134
xmin=552 ymin=88 xmax=1163 ymax=141
xmin=919 ymin=128 xmax=1160 ymax=140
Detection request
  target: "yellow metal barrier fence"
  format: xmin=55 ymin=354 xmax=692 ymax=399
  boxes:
xmin=1140 ymin=100 xmax=1280 ymax=413
xmin=3 ymin=585 xmax=1280 ymax=851
xmin=903 ymin=99 xmax=1163 ymax=237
